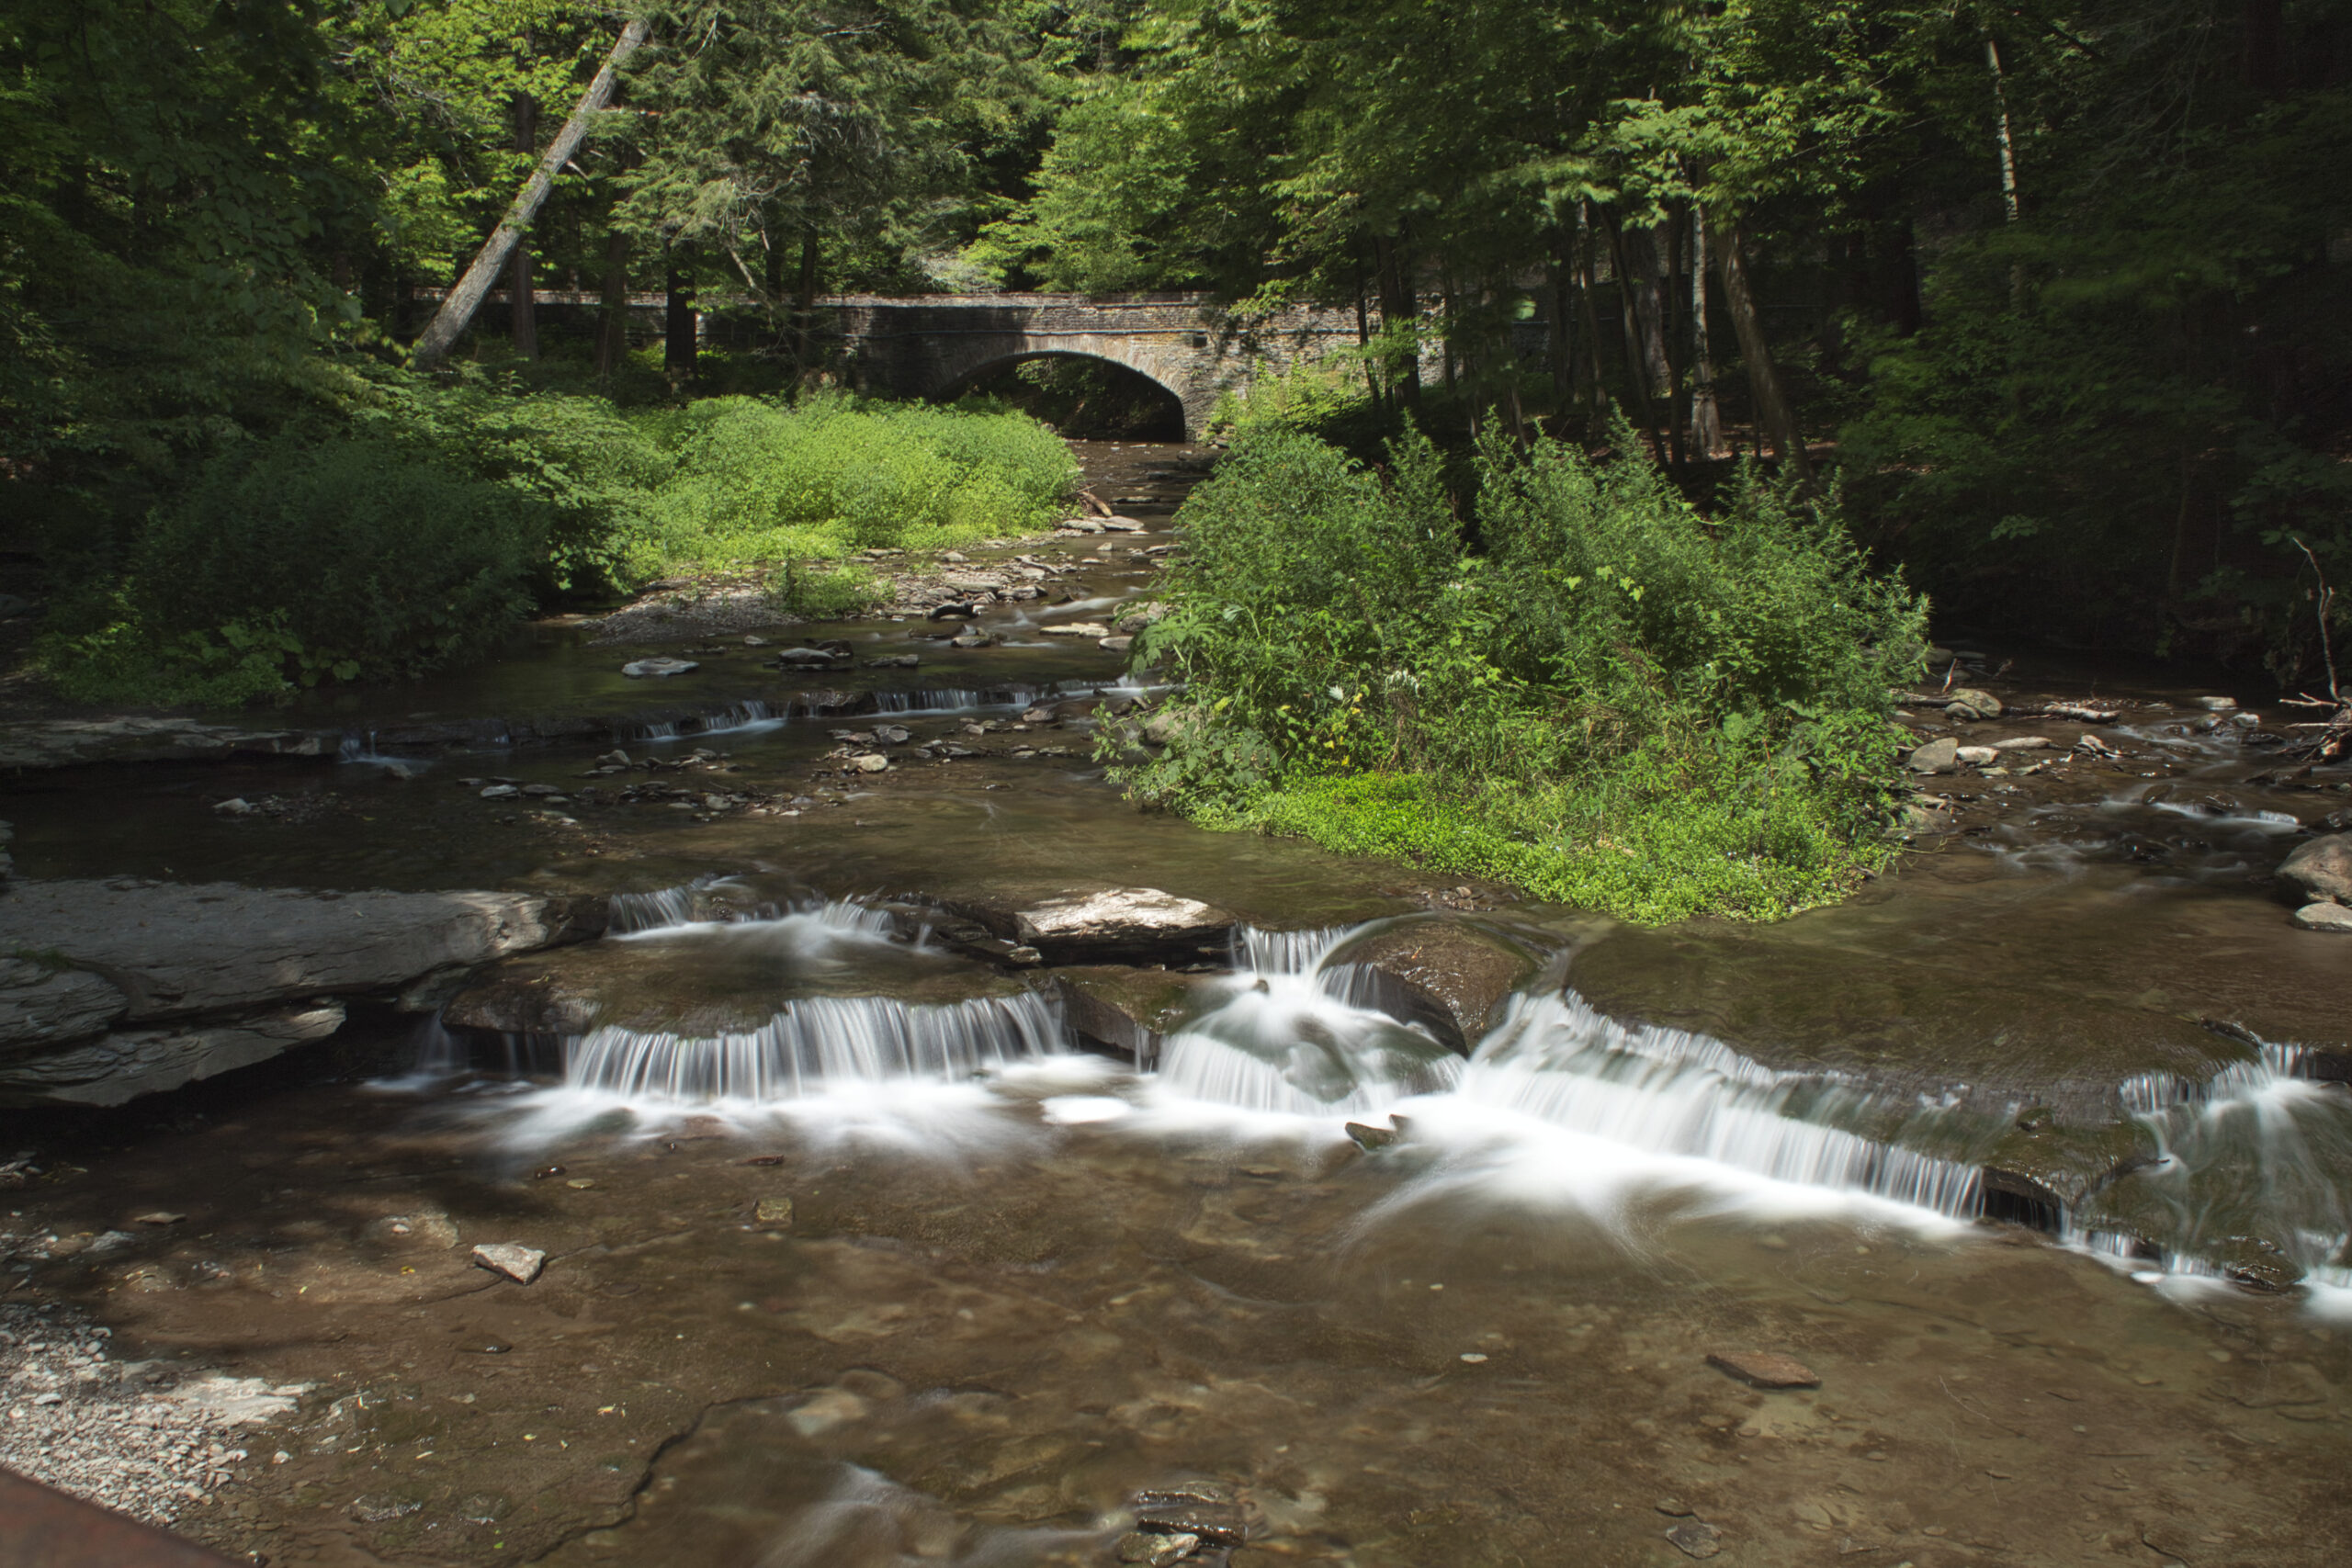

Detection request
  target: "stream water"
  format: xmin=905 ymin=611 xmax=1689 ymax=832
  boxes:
xmin=4 ymin=438 xmax=2350 ymax=1564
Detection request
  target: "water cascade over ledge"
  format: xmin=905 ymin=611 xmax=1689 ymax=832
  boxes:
xmin=560 ymin=990 xmax=1064 ymax=1103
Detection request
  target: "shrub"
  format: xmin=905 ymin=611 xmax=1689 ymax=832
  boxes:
xmin=43 ymin=434 xmax=545 ymax=705
xmin=635 ymin=395 xmax=1077 ymax=571
xmin=1113 ymin=422 xmax=1928 ymax=922
xmin=376 ymin=383 xmax=670 ymax=596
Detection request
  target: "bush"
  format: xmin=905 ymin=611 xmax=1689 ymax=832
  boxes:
xmin=635 ymin=394 xmax=1077 ymax=572
xmin=373 ymin=382 xmax=670 ymax=597
xmin=1113 ymin=422 xmax=1928 ymax=922
xmin=43 ymin=434 xmax=544 ymax=705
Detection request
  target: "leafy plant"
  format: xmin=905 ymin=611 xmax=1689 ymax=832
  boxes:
xmin=1113 ymin=421 xmax=1926 ymax=922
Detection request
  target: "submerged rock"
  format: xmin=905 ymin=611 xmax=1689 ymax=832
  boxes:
xmin=1052 ymin=966 xmax=1224 ymax=1066
xmin=621 ymin=658 xmax=700 ymax=678
xmin=2278 ymin=833 xmax=2352 ymax=905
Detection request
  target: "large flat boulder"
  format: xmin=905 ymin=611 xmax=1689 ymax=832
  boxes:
xmin=945 ymin=886 xmax=1236 ymax=965
xmin=0 ymin=879 xmax=604 ymax=1105
xmin=0 ymin=716 xmax=340 ymax=770
xmin=0 ymin=880 xmax=604 ymax=1023
xmin=1 ymin=1003 xmax=346 ymax=1106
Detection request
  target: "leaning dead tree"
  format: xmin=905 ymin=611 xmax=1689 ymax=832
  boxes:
xmin=412 ymin=17 xmax=651 ymax=370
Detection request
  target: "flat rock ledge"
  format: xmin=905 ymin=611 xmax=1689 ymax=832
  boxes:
xmin=0 ymin=716 xmax=342 ymax=773
xmin=0 ymin=880 xmax=603 ymax=1105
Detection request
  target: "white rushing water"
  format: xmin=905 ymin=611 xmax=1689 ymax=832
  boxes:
xmin=1445 ymin=992 xmax=1985 ymax=1216
xmin=1147 ymin=925 xmax=1984 ymax=1218
xmin=2079 ymin=1039 xmax=2352 ymax=1309
xmin=1154 ymin=926 xmax=1465 ymax=1117
xmin=563 ymin=992 xmax=1064 ymax=1102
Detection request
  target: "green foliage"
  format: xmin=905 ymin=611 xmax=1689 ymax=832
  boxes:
xmin=363 ymin=378 xmax=671 ymax=595
xmin=1114 ymin=423 xmax=1926 ymax=921
xmin=769 ymin=561 xmax=891 ymax=618
xmin=636 ymin=395 xmax=1078 ymax=570
xmin=43 ymin=435 xmax=545 ymax=706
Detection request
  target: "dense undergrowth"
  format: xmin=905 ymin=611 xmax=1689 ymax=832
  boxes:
xmin=37 ymin=383 xmax=1077 ymax=707
xmin=1114 ymin=424 xmax=1928 ymax=923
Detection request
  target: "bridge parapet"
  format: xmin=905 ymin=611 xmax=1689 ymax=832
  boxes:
xmin=822 ymin=293 xmax=1359 ymax=439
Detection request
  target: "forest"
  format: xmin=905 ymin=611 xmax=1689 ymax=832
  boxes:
xmin=6 ymin=1 xmax=2346 ymax=676
xmin=3 ymin=1 xmax=2350 ymax=910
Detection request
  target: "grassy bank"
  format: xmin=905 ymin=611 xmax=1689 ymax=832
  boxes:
xmin=1114 ymin=425 xmax=1928 ymax=923
xmin=38 ymin=384 xmax=1078 ymax=708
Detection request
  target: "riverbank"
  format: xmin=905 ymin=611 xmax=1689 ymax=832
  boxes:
xmin=0 ymin=438 xmax=2346 ymax=1565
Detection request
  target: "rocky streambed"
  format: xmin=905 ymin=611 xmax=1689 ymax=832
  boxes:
xmin=1 ymin=442 xmax=2350 ymax=1565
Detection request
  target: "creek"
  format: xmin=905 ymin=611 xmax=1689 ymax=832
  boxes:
xmin=1 ymin=438 xmax=2347 ymax=1566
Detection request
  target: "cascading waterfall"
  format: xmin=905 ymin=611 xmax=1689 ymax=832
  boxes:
xmin=1454 ymin=993 xmax=1986 ymax=1215
xmin=2076 ymin=1038 xmax=2352 ymax=1292
xmin=561 ymin=991 xmax=1064 ymax=1103
xmin=605 ymin=879 xmax=901 ymax=939
xmin=1156 ymin=926 xmax=1464 ymax=1117
xmin=1160 ymin=924 xmax=1984 ymax=1214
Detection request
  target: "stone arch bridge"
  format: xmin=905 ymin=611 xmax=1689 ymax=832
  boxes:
xmin=816 ymin=293 xmax=1359 ymax=439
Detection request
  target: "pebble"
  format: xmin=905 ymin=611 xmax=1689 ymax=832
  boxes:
xmin=754 ymin=1198 xmax=794 ymax=1226
xmin=0 ymin=1292 xmax=275 ymax=1529
xmin=470 ymin=1243 xmax=547 ymax=1285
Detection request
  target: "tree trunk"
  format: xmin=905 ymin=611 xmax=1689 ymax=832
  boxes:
xmin=1373 ymin=230 xmax=1420 ymax=410
xmin=1574 ymin=206 xmax=1611 ymax=439
xmin=1985 ymin=36 xmax=2023 ymax=224
xmin=1602 ymin=213 xmax=1668 ymax=465
xmin=794 ymin=229 xmax=821 ymax=383
xmin=1689 ymin=206 xmax=1726 ymax=459
xmin=665 ymin=260 xmax=697 ymax=388
xmin=413 ymin=17 xmax=650 ymax=368
xmin=1662 ymin=208 xmax=1688 ymax=468
xmin=2245 ymin=0 xmax=2284 ymax=93
xmin=508 ymin=94 xmax=540 ymax=361
xmin=1355 ymin=271 xmax=1382 ymax=410
xmin=595 ymin=229 xmax=630 ymax=381
xmin=1710 ymin=210 xmax=1812 ymax=485
xmin=1546 ymin=243 xmax=1573 ymax=412
xmin=1880 ymin=216 xmax=1923 ymax=336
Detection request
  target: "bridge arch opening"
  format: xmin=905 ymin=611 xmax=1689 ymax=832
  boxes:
xmin=941 ymin=352 xmax=1188 ymax=442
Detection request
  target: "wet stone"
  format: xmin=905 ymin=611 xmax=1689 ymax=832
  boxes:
xmin=753 ymin=1197 xmax=794 ymax=1226
xmin=1134 ymin=1499 xmax=1245 ymax=1546
xmin=1706 ymin=1350 xmax=1820 ymax=1388
xmin=621 ymin=658 xmax=698 ymax=678
xmin=1665 ymin=1518 xmax=1724 ymax=1559
xmin=2291 ymin=902 xmax=2352 ymax=932
xmin=1118 ymin=1531 xmax=1200 ymax=1566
